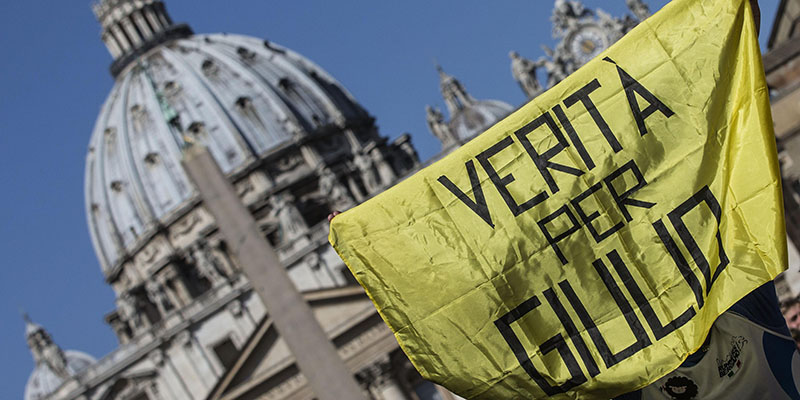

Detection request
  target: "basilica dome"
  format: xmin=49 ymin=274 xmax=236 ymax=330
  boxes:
xmin=81 ymin=0 xmax=418 ymax=353
xmin=86 ymin=6 xmax=370 ymax=272
xmin=25 ymin=351 xmax=95 ymax=400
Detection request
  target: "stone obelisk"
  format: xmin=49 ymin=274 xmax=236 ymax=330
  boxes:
xmin=182 ymin=145 xmax=366 ymax=400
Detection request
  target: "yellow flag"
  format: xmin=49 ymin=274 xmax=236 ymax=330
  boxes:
xmin=330 ymin=0 xmax=785 ymax=397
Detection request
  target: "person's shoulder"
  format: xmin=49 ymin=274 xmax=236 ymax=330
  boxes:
xmin=728 ymin=281 xmax=791 ymax=336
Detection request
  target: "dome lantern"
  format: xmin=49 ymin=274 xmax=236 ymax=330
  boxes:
xmin=23 ymin=315 xmax=95 ymax=400
xmin=93 ymin=0 xmax=193 ymax=77
xmin=436 ymin=64 xmax=477 ymax=116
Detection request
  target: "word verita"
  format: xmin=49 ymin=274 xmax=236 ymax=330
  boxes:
xmin=438 ymin=58 xmax=674 ymax=266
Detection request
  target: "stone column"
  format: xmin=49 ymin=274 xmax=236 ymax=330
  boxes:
xmin=101 ymin=33 xmax=122 ymax=58
xmin=145 ymin=279 xmax=173 ymax=316
xmin=300 ymin=144 xmax=323 ymax=167
xmin=132 ymin=10 xmax=154 ymax=39
xmin=164 ymin=263 xmax=192 ymax=306
xmin=110 ymin=24 xmax=131 ymax=53
xmin=120 ymin=17 xmax=142 ymax=47
xmin=343 ymin=128 xmax=362 ymax=149
xmin=353 ymin=152 xmax=380 ymax=194
xmin=347 ymin=176 xmax=366 ymax=202
xmin=369 ymin=147 xmax=396 ymax=186
xmin=182 ymin=145 xmax=367 ymax=400
xmin=155 ymin=2 xmax=170 ymax=26
xmin=144 ymin=5 xmax=163 ymax=31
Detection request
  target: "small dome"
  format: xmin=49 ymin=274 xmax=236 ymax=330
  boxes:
xmin=24 ymin=317 xmax=96 ymax=400
xmin=426 ymin=65 xmax=514 ymax=148
xmin=25 ymin=350 xmax=95 ymax=400
xmin=85 ymin=33 xmax=368 ymax=272
xmin=448 ymin=99 xmax=514 ymax=142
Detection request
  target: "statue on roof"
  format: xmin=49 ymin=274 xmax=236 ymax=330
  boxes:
xmin=318 ymin=166 xmax=354 ymax=211
xmin=426 ymin=105 xmax=455 ymax=147
xmin=552 ymin=0 xmax=593 ymax=36
xmin=626 ymin=0 xmax=651 ymax=21
xmin=145 ymin=280 xmax=173 ymax=316
xmin=190 ymin=240 xmax=227 ymax=284
xmin=510 ymin=51 xmax=544 ymax=98
xmin=268 ymin=193 xmax=307 ymax=242
xmin=353 ymin=152 xmax=381 ymax=193
xmin=541 ymin=46 xmax=571 ymax=88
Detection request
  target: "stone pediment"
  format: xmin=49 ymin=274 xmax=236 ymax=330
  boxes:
xmin=206 ymin=285 xmax=397 ymax=400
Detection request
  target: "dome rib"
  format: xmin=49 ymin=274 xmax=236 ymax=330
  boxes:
xmin=87 ymin=83 xmax=127 ymax=271
xmin=165 ymin=45 xmax=261 ymax=160
xmin=268 ymin=50 xmax=342 ymax=124
xmin=259 ymin=36 xmax=364 ymax=117
xmin=215 ymin=35 xmax=343 ymax=127
xmin=158 ymin=46 xmax=253 ymax=172
xmin=126 ymin=69 xmax=192 ymax=218
xmin=219 ymin=34 xmax=366 ymax=123
xmin=101 ymin=73 xmax=150 ymax=249
xmin=119 ymin=72 xmax=159 ymax=224
xmin=177 ymin=38 xmax=295 ymax=155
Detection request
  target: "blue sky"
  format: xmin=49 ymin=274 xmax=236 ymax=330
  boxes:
xmin=0 ymin=0 xmax=778 ymax=398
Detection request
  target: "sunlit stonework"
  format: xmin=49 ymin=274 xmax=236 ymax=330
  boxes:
xmin=509 ymin=0 xmax=650 ymax=99
xmin=426 ymin=0 xmax=650 ymax=152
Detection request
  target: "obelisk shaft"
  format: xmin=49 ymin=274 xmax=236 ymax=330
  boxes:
xmin=182 ymin=145 xmax=366 ymax=400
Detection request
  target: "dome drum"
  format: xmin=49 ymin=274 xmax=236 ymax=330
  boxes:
xmin=93 ymin=0 xmax=194 ymax=77
xmin=97 ymin=125 xmax=403 ymax=278
xmin=110 ymin=24 xmax=193 ymax=78
xmin=100 ymin=135 xmax=413 ymax=340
